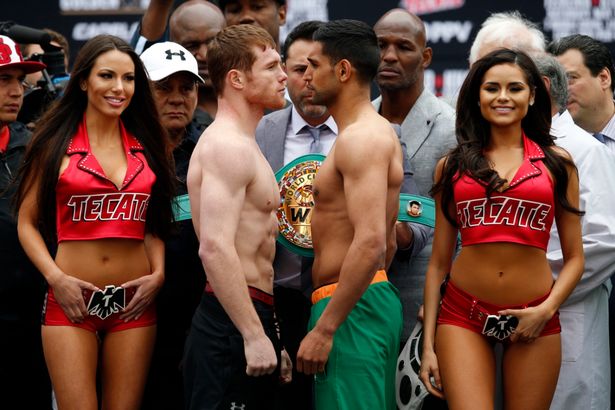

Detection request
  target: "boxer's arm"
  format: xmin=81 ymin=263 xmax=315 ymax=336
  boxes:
xmin=193 ymin=138 xmax=277 ymax=375
xmin=195 ymin=140 xmax=265 ymax=339
xmin=298 ymin=128 xmax=397 ymax=374
xmin=311 ymin=131 xmax=392 ymax=336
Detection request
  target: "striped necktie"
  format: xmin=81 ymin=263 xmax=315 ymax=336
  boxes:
xmin=307 ymin=125 xmax=326 ymax=154
xmin=593 ymin=132 xmax=606 ymax=144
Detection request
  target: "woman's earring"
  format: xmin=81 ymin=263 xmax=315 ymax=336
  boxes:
xmin=529 ymin=100 xmax=534 ymax=106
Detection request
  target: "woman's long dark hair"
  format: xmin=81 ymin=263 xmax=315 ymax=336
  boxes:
xmin=15 ymin=34 xmax=176 ymax=241
xmin=431 ymin=48 xmax=582 ymax=226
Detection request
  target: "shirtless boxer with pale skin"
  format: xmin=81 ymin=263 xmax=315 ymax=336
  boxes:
xmin=183 ymin=24 xmax=290 ymax=410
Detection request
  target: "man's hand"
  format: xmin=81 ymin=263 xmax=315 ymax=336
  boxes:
xmin=244 ymin=334 xmax=278 ymax=376
xmin=279 ymin=349 xmax=293 ymax=384
xmin=296 ymin=327 xmax=333 ymax=375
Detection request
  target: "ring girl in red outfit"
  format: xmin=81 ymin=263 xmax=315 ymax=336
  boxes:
xmin=419 ymin=49 xmax=584 ymax=409
xmin=15 ymin=35 xmax=175 ymax=410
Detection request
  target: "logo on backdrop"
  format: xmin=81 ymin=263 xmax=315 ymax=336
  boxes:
xmin=403 ymin=0 xmax=465 ymax=15
xmin=544 ymin=0 xmax=615 ymax=42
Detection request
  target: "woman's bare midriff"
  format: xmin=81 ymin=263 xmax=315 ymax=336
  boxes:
xmin=55 ymin=239 xmax=151 ymax=288
xmin=450 ymin=243 xmax=554 ymax=305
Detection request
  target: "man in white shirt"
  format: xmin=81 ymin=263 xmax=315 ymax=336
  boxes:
xmin=549 ymin=34 xmax=615 ymax=407
xmin=549 ymin=34 xmax=615 ymax=153
xmin=535 ymin=53 xmax=615 ymax=410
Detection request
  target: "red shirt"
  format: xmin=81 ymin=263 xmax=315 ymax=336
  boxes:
xmin=0 ymin=126 xmax=9 ymax=153
xmin=55 ymin=116 xmax=156 ymax=242
xmin=453 ymin=133 xmax=555 ymax=251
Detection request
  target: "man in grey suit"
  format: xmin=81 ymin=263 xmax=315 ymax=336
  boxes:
xmin=373 ymin=9 xmax=457 ymax=338
xmin=256 ymin=20 xmax=429 ymax=409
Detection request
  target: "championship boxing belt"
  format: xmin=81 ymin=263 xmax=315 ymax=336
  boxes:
xmin=274 ymin=154 xmax=325 ymax=257
xmin=171 ymin=155 xmax=438 ymax=257
xmin=274 ymin=154 xmax=436 ymax=257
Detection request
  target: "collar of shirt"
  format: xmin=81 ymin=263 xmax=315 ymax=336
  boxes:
xmin=289 ymin=105 xmax=338 ymax=136
xmin=599 ymin=102 xmax=615 ymax=143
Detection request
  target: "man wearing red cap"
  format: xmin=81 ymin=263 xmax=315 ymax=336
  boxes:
xmin=0 ymin=34 xmax=49 ymax=408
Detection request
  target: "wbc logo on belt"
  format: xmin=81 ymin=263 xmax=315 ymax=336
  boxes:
xmin=276 ymin=155 xmax=324 ymax=255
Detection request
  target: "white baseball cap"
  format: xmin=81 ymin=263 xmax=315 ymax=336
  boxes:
xmin=140 ymin=41 xmax=204 ymax=84
xmin=0 ymin=35 xmax=46 ymax=74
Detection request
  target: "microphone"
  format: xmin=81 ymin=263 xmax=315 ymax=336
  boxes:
xmin=0 ymin=22 xmax=51 ymax=47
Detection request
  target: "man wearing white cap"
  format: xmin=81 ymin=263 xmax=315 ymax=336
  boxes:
xmin=0 ymin=34 xmax=50 ymax=408
xmin=139 ymin=41 xmax=207 ymax=409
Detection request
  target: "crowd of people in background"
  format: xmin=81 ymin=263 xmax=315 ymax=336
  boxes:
xmin=1 ymin=1 xmax=614 ymax=409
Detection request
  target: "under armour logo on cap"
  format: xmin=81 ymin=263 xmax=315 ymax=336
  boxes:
xmin=165 ymin=49 xmax=186 ymax=61
xmin=140 ymin=41 xmax=204 ymax=83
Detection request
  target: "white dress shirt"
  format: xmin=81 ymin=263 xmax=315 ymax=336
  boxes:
xmin=549 ymin=110 xmax=615 ymax=303
xmin=549 ymin=109 xmax=615 ymax=410
xmin=283 ymin=106 xmax=338 ymax=166
xmin=599 ymin=103 xmax=615 ymax=153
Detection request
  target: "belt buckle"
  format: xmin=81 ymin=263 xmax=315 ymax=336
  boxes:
xmin=86 ymin=285 xmax=126 ymax=320
xmin=481 ymin=314 xmax=519 ymax=341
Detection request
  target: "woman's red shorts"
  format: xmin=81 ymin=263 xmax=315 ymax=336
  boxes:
xmin=43 ymin=287 xmax=156 ymax=333
xmin=437 ymin=279 xmax=560 ymax=341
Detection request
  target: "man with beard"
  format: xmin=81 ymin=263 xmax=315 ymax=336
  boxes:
xmin=373 ymin=9 xmax=456 ymax=339
xmin=184 ymin=25 xmax=289 ymax=409
xmin=255 ymin=21 xmax=336 ymax=409
xmin=256 ymin=20 xmax=428 ymax=408
xmin=296 ymin=20 xmax=404 ymax=410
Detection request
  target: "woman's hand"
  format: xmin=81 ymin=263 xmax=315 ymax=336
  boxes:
xmin=50 ymin=274 xmax=99 ymax=323
xmin=419 ymin=348 xmax=445 ymax=399
xmin=120 ymin=271 xmax=164 ymax=321
xmin=499 ymin=304 xmax=553 ymax=343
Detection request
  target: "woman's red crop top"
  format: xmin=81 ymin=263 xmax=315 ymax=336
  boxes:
xmin=453 ymin=133 xmax=555 ymax=251
xmin=55 ymin=116 xmax=156 ymax=242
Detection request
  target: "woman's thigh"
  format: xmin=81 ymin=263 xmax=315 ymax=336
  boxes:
xmin=502 ymin=334 xmax=561 ymax=410
xmin=100 ymin=325 xmax=157 ymax=410
xmin=42 ymin=325 xmax=99 ymax=410
xmin=435 ymin=324 xmax=496 ymax=410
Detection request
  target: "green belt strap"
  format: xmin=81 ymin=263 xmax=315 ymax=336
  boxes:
xmin=397 ymin=193 xmax=436 ymax=228
xmin=174 ymin=193 xmax=435 ymax=228
xmin=173 ymin=194 xmax=191 ymax=222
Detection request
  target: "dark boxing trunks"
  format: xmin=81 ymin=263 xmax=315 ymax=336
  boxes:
xmin=184 ymin=288 xmax=280 ymax=410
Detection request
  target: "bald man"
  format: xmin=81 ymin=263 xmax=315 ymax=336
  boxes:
xmin=372 ymin=8 xmax=456 ymax=338
xmin=131 ymin=0 xmax=225 ymax=121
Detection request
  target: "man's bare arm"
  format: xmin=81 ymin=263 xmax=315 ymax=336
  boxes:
xmin=193 ymin=138 xmax=277 ymax=376
xmin=140 ymin=0 xmax=174 ymax=40
xmin=297 ymin=129 xmax=395 ymax=374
